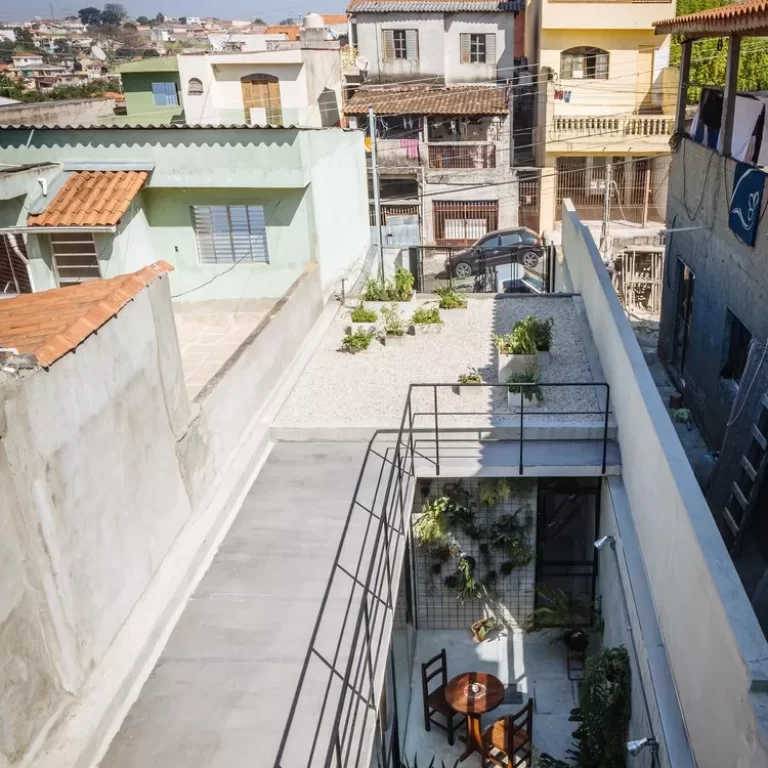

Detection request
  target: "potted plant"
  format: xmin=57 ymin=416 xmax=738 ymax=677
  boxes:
xmin=411 ymin=305 xmax=443 ymax=334
xmin=471 ymin=616 xmax=499 ymax=642
xmin=457 ymin=367 xmax=484 ymax=399
xmin=381 ymin=304 xmax=406 ymax=346
xmin=435 ymin=286 xmax=467 ymax=309
xmin=526 ymin=316 xmax=554 ymax=365
xmin=349 ymin=302 xmax=377 ymax=333
xmin=341 ymin=328 xmax=376 ymax=354
xmin=507 ymin=369 xmax=543 ymax=409
xmin=494 ymin=323 xmax=537 ymax=382
xmin=363 ymin=267 xmax=415 ymax=303
xmin=528 ymin=585 xmax=591 ymax=653
xmin=445 ymin=555 xmax=487 ymax=603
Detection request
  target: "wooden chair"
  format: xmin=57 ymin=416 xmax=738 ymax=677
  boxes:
xmin=421 ymin=649 xmax=463 ymax=746
xmin=481 ymin=698 xmax=534 ymax=768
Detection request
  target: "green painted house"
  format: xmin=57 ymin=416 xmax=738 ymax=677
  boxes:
xmin=117 ymin=58 xmax=184 ymax=124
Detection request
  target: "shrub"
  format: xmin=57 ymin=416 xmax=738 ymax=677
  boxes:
xmin=494 ymin=324 xmax=537 ymax=355
xmin=350 ymin=302 xmax=377 ymax=323
xmin=412 ymin=305 xmax=442 ymax=324
xmin=435 ymin=286 xmax=467 ymax=309
xmin=458 ymin=367 xmax=483 ymax=384
xmin=381 ymin=304 xmax=406 ymax=336
xmin=341 ymin=328 xmax=375 ymax=352
xmin=392 ymin=266 xmax=415 ymax=301
xmin=363 ymin=278 xmax=389 ymax=301
xmin=507 ymin=369 xmax=543 ymax=403
xmin=526 ymin=316 xmax=554 ymax=351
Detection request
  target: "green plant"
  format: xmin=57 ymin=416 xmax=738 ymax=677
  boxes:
xmin=500 ymin=560 xmax=516 ymax=576
xmin=528 ymin=585 xmax=590 ymax=643
xmin=457 ymin=367 xmax=483 ymax=385
xmin=472 ymin=616 xmax=498 ymax=641
xmin=412 ymin=305 xmax=442 ymax=325
xmin=350 ymin=302 xmax=377 ymax=323
xmin=435 ymin=286 xmax=467 ymax=309
xmin=363 ymin=278 xmax=389 ymax=301
xmin=392 ymin=266 xmax=415 ymax=301
xmin=430 ymin=539 xmax=460 ymax=562
xmin=414 ymin=499 xmax=448 ymax=545
xmin=494 ymin=323 xmax=537 ymax=356
xmin=478 ymin=478 xmax=512 ymax=507
xmin=502 ymin=536 xmax=534 ymax=567
xmin=518 ymin=315 xmax=554 ymax=352
xmin=341 ymin=328 xmax=376 ymax=352
xmin=507 ymin=369 xmax=543 ymax=403
xmin=381 ymin=304 xmax=406 ymax=336
xmin=446 ymin=555 xmax=486 ymax=602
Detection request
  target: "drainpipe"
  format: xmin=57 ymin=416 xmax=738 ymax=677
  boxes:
xmin=6 ymin=234 xmax=35 ymax=293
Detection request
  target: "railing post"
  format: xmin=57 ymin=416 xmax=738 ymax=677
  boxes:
xmin=519 ymin=387 xmax=524 ymax=475
xmin=434 ymin=385 xmax=440 ymax=476
xmin=408 ymin=394 xmax=415 ymax=477
xmin=602 ymin=384 xmax=610 ymax=474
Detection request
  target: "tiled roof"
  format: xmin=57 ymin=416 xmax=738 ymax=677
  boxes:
xmin=344 ymin=85 xmax=509 ymax=115
xmin=27 ymin=170 xmax=148 ymax=227
xmin=347 ymin=0 xmax=520 ymax=11
xmin=0 ymin=261 xmax=174 ymax=368
xmin=653 ymin=0 xmax=768 ymax=36
xmin=322 ymin=14 xmax=349 ymax=23
xmin=265 ymin=25 xmax=301 ymax=39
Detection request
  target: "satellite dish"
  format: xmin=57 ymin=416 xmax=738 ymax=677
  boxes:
xmin=91 ymin=45 xmax=106 ymax=60
xmin=355 ymin=56 xmax=370 ymax=73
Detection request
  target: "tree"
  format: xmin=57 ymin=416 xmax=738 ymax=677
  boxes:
xmin=123 ymin=21 xmax=137 ymax=30
xmin=78 ymin=6 xmax=102 ymax=25
xmin=100 ymin=3 xmax=127 ymax=25
xmin=142 ymin=48 xmax=160 ymax=57
xmin=14 ymin=26 xmax=36 ymax=48
xmin=155 ymin=12 xmax=165 ymax=24
xmin=0 ymin=73 xmax=24 ymax=100
xmin=54 ymin=39 xmax=72 ymax=53
xmin=0 ymin=39 xmax=14 ymax=63
xmin=135 ymin=15 xmax=150 ymax=24
xmin=178 ymin=16 xmax=186 ymax=23
xmin=252 ymin=17 xmax=266 ymax=24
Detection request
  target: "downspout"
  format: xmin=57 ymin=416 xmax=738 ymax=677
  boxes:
xmin=7 ymin=234 xmax=35 ymax=293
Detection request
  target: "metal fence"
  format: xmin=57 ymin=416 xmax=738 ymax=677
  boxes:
xmin=432 ymin=200 xmax=499 ymax=246
xmin=427 ymin=142 xmax=496 ymax=169
xmin=409 ymin=243 xmax=555 ymax=295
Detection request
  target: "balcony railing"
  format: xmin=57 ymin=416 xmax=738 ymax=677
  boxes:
xmin=428 ymin=141 xmax=497 ymax=169
xmin=551 ymin=115 xmax=674 ymax=141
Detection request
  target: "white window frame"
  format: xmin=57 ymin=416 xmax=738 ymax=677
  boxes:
xmin=191 ymin=204 xmax=270 ymax=265
xmin=50 ymin=232 xmax=101 ymax=286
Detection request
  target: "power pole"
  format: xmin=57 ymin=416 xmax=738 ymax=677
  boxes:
xmin=50 ymin=3 xmax=55 ymax=20
xmin=368 ymin=105 xmax=384 ymax=281
xmin=599 ymin=161 xmax=612 ymax=260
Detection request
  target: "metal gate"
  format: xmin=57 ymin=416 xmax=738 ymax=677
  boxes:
xmin=432 ymin=200 xmax=499 ymax=246
xmin=518 ymin=172 xmax=540 ymax=233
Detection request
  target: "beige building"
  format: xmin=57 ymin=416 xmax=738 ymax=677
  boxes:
xmin=525 ymin=0 xmax=678 ymax=234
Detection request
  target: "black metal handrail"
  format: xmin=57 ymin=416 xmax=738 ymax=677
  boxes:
xmin=273 ymin=380 xmax=611 ymax=768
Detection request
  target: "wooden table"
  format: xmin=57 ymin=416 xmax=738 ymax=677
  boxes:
xmin=445 ymin=671 xmax=505 ymax=762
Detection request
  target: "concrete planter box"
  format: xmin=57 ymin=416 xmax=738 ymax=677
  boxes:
xmin=497 ymin=353 xmax=537 ymax=383
xmin=459 ymin=384 xmax=486 ymax=400
xmin=507 ymin=388 xmax=543 ymax=409
xmin=412 ymin=322 xmax=443 ymax=335
xmin=349 ymin=321 xmax=377 ymax=335
xmin=537 ymin=350 xmax=551 ymax=366
xmin=384 ymin=333 xmax=406 ymax=347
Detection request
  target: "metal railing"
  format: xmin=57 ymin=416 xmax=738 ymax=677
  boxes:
xmin=273 ymin=380 xmax=611 ymax=768
xmin=427 ymin=141 xmax=497 ymax=169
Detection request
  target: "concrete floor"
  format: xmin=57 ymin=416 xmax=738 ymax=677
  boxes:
xmin=173 ymin=298 xmax=278 ymax=399
xmin=403 ymin=630 xmax=578 ymax=767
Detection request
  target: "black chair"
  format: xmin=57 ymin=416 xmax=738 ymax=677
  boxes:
xmin=421 ymin=648 xmax=464 ymax=746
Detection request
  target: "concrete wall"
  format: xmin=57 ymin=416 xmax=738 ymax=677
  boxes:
xmin=659 ymin=139 xmax=768 ymax=448
xmin=561 ymin=199 xmax=768 ymax=768
xmin=0 ymin=98 xmax=116 ymax=126
xmin=540 ymin=0 xmax=675 ymax=30
xmin=0 ymin=262 xmax=326 ymax=768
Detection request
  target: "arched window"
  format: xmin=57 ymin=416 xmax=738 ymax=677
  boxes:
xmin=187 ymin=77 xmax=203 ymax=95
xmin=240 ymin=74 xmax=282 ymax=125
xmin=560 ymin=47 xmax=609 ymax=80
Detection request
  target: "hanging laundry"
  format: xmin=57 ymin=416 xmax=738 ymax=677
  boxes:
xmin=400 ymin=138 xmax=420 ymax=160
xmin=731 ymin=95 xmax=765 ymax=164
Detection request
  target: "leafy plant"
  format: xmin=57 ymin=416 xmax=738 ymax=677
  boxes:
xmin=500 ymin=560 xmax=516 ymax=576
xmin=446 ymin=555 xmax=486 ymax=602
xmin=381 ymin=304 xmax=406 ymax=336
xmin=501 ymin=536 xmax=534 ymax=567
xmin=363 ymin=278 xmax=389 ymax=301
xmin=516 ymin=315 xmax=554 ymax=352
xmin=494 ymin=323 xmax=537 ymax=355
xmin=350 ymin=302 xmax=377 ymax=323
xmin=435 ymin=286 xmax=467 ymax=309
xmin=478 ymin=478 xmax=512 ymax=507
xmin=341 ymin=328 xmax=376 ymax=352
xmin=528 ymin=585 xmax=590 ymax=643
xmin=412 ymin=305 xmax=442 ymax=325
xmin=392 ymin=266 xmax=415 ymax=301
xmin=457 ymin=367 xmax=483 ymax=385
xmin=430 ymin=539 xmax=460 ymax=562
xmin=414 ymin=499 xmax=448 ymax=545
xmin=507 ymin=369 xmax=543 ymax=403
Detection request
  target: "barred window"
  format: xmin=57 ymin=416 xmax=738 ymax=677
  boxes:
xmin=191 ymin=205 xmax=269 ymax=264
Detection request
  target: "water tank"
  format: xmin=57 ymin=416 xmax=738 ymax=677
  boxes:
xmin=303 ymin=12 xmax=324 ymax=28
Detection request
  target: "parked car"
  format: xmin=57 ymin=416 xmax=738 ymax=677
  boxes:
xmin=446 ymin=227 xmax=543 ymax=278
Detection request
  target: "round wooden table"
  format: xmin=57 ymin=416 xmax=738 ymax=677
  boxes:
xmin=445 ymin=672 xmax=505 ymax=761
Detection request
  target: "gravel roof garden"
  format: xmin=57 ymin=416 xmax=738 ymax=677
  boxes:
xmin=276 ymin=294 xmax=607 ymax=431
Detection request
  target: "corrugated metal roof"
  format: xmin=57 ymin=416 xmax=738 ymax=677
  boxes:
xmin=653 ymin=0 xmax=768 ymax=36
xmin=348 ymin=0 xmax=519 ymax=11
xmin=27 ymin=170 xmax=148 ymax=227
xmin=344 ymin=85 xmax=508 ymax=115
xmin=0 ymin=123 xmax=355 ymax=131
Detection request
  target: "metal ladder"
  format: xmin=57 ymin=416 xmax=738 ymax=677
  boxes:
xmin=723 ymin=393 xmax=768 ymax=555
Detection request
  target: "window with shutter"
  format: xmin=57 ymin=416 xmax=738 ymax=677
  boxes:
xmin=50 ymin=233 xmax=101 ymax=286
xmin=486 ymin=34 xmax=496 ymax=63
xmin=188 ymin=77 xmax=203 ymax=95
xmin=468 ymin=33 xmax=486 ymax=63
xmin=192 ymin=205 xmax=269 ymax=264
xmin=560 ymin=47 xmax=609 ymax=80
xmin=460 ymin=33 xmax=470 ymax=64
xmin=241 ymin=74 xmax=282 ymax=125
xmin=382 ymin=29 xmax=395 ymax=60
xmin=405 ymin=29 xmax=418 ymax=60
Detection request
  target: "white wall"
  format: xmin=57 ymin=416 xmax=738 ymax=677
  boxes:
xmin=560 ymin=200 xmax=768 ymax=768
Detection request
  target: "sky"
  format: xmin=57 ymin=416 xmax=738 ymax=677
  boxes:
xmin=0 ymin=0 xmax=346 ymax=25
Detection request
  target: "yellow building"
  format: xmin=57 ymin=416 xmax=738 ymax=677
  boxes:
xmin=524 ymin=0 xmax=678 ymax=233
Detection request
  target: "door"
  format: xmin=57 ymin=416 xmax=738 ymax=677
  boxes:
xmin=240 ymin=74 xmax=282 ymax=125
xmin=636 ymin=46 xmax=655 ymax=114
xmin=672 ymin=260 xmax=694 ymax=378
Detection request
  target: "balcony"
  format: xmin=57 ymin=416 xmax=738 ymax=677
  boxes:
xmin=376 ymin=138 xmax=422 ymax=169
xmin=547 ymin=115 xmax=674 ymax=153
xmin=428 ymin=142 xmax=497 ymax=170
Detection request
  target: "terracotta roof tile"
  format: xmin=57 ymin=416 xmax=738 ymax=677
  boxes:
xmin=344 ymin=85 xmax=509 ymax=116
xmin=0 ymin=261 xmax=174 ymax=368
xmin=27 ymin=170 xmax=149 ymax=228
xmin=265 ymin=25 xmax=301 ymax=40
xmin=654 ymin=0 xmax=768 ymax=36
xmin=322 ymin=14 xmax=349 ymax=23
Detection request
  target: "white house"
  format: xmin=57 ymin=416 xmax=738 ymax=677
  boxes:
xmin=11 ymin=53 xmax=45 ymax=68
xmin=347 ymin=0 xmax=521 ymax=84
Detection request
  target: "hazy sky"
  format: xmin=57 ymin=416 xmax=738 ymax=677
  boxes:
xmin=0 ymin=0 xmax=346 ymax=25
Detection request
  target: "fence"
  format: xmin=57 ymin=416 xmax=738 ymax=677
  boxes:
xmin=409 ymin=243 xmax=555 ymax=295
xmin=432 ymin=200 xmax=499 ymax=246
xmin=427 ymin=142 xmax=496 ymax=169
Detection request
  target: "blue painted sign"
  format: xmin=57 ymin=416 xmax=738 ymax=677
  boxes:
xmin=729 ymin=162 xmax=765 ymax=247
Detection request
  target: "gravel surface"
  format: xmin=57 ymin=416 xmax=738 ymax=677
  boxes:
xmin=276 ymin=296 xmax=602 ymax=428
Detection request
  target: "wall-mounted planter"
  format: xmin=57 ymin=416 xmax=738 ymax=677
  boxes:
xmin=459 ymin=384 xmax=486 ymax=400
xmin=412 ymin=323 xmax=443 ymax=335
xmin=498 ymin=353 xmax=537 ymax=383
xmin=384 ymin=334 xmax=406 ymax=347
xmin=507 ymin=388 xmax=543 ymax=409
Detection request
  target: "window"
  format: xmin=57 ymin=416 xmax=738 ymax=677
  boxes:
xmin=50 ymin=232 xmax=101 ymax=286
xmin=240 ymin=74 xmax=282 ymax=125
xmin=460 ymin=33 xmax=496 ymax=64
xmin=151 ymin=81 xmax=179 ymax=107
xmin=560 ymin=47 xmax=609 ymax=80
xmin=382 ymin=29 xmax=418 ymax=61
xmin=722 ymin=309 xmax=753 ymax=385
xmin=192 ymin=205 xmax=269 ymax=264
xmin=187 ymin=77 xmax=203 ymax=95
xmin=673 ymin=259 xmax=694 ymax=376
xmin=499 ymin=232 xmax=523 ymax=247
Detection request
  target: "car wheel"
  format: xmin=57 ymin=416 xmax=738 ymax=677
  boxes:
xmin=454 ymin=261 xmax=473 ymax=279
xmin=521 ymin=250 xmax=540 ymax=268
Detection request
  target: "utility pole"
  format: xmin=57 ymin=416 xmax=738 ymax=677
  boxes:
xmin=368 ymin=105 xmax=384 ymax=281
xmin=599 ymin=161 xmax=612 ymax=260
xmin=50 ymin=3 xmax=55 ymax=20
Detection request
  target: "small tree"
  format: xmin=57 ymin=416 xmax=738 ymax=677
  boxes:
xmin=135 ymin=15 xmax=150 ymax=24
xmin=78 ymin=6 xmax=102 ymax=26
xmin=155 ymin=12 xmax=165 ymax=24
xmin=178 ymin=16 xmax=187 ymax=23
